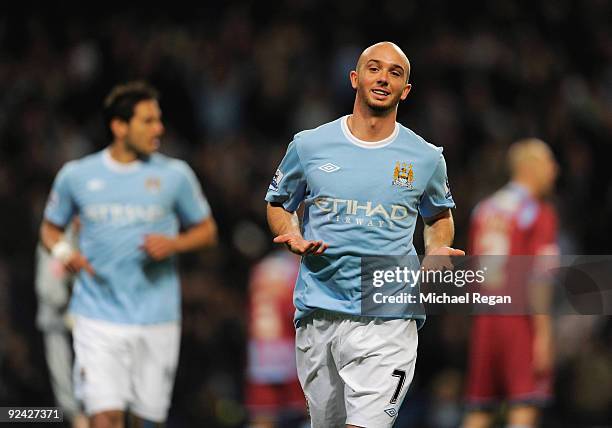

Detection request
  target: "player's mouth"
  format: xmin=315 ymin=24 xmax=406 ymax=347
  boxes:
xmin=151 ymin=138 xmax=161 ymax=149
xmin=371 ymin=88 xmax=391 ymax=99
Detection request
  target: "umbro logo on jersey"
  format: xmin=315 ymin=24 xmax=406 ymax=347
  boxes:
xmin=384 ymin=407 xmax=398 ymax=417
xmin=86 ymin=179 xmax=105 ymax=191
xmin=318 ymin=163 xmax=340 ymax=173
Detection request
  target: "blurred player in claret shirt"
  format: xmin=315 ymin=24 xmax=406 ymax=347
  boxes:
xmin=463 ymin=139 xmax=559 ymax=428
xmin=245 ymin=251 xmax=307 ymax=428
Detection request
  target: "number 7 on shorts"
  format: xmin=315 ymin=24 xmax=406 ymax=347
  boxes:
xmin=390 ymin=369 xmax=406 ymax=404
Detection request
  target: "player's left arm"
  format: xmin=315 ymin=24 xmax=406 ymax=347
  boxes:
xmin=419 ymin=152 xmax=464 ymax=257
xmin=143 ymin=161 xmax=217 ymax=261
xmin=143 ymin=217 xmax=217 ymax=261
xmin=423 ymin=209 xmax=464 ymax=256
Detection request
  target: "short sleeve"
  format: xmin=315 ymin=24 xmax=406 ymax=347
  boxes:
xmin=174 ymin=162 xmax=211 ymax=226
xmin=264 ymin=140 xmax=307 ymax=212
xmin=44 ymin=164 xmax=77 ymax=227
xmin=418 ymin=153 xmax=456 ymax=218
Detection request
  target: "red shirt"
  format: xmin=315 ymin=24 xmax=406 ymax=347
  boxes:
xmin=470 ymin=183 xmax=557 ymax=256
xmin=469 ymin=183 xmax=558 ymax=310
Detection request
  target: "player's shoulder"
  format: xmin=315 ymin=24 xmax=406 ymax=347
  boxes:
xmin=57 ymin=150 xmax=105 ymax=176
xmin=286 ymin=117 xmax=344 ymax=160
xmin=472 ymin=186 xmax=514 ymax=218
xmin=397 ymin=123 xmax=444 ymax=158
xmin=514 ymin=188 xmax=558 ymax=228
xmin=471 ymin=194 xmax=498 ymax=222
xmin=470 ymin=198 xmax=487 ymax=219
xmin=150 ymin=153 xmax=196 ymax=179
xmin=292 ymin=117 xmax=344 ymax=145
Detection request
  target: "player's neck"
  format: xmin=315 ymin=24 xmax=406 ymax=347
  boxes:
xmin=109 ymin=142 xmax=140 ymax=163
xmin=349 ymin=104 xmax=397 ymax=142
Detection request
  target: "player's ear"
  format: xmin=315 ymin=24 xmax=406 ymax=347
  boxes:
xmin=110 ymin=118 xmax=128 ymax=139
xmin=400 ymin=83 xmax=412 ymax=101
xmin=350 ymin=70 xmax=358 ymax=90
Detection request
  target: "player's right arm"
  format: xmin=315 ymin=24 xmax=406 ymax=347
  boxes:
xmin=529 ymin=205 xmax=559 ymax=375
xmin=40 ymin=162 xmax=94 ymax=275
xmin=267 ymin=203 xmax=327 ymax=255
xmin=265 ymin=139 xmax=327 ymax=256
xmin=40 ymin=220 xmax=94 ymax=275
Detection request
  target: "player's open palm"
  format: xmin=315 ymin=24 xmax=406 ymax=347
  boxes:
xmin=274 ymin=233 xmax=328 ymax=256
xmin=422 ymin=246 xmax=465 ymax=271
xmin=143 ymin=234 xmax=177 ymax=261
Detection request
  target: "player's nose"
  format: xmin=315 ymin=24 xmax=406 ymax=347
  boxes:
xmin=155 ymin=121 xmax=165 ymax=136
xmin=377 ymin=72 xmax=389 ymax=85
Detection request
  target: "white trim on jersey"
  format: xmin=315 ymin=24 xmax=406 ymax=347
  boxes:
xmin=102 ymin=149 xmax=143 ymax=173
xmin=341 ymin=115 xmax=399 ymax=149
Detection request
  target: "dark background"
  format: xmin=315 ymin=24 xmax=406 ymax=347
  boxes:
xmin=1 ymin=1 xmax=611 ymax=427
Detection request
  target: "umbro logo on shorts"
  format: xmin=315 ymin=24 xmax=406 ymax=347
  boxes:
xmin=318 ymin=163 xmax=340 ymax=173
xmin=384 ymin=407 xmax=397 ymax=417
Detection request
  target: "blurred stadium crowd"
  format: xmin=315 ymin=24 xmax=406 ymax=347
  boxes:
xmin=1 ymin=1 xmax=612 ymax=427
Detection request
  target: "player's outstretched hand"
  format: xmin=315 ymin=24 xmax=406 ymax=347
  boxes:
xmin=142 ymin=234 xmax=177 ymax=261
xmin=422 ymin=246 xmax=465 ymax=271
xmin=66 ymin=251 xmax=95 ymax=276
xmin=273 ymin=233 xmax=328 ymax=256
xmin=428 ymin=246 xmax=465 ymax=257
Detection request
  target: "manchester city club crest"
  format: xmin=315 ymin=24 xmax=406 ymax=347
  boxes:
xmin=392 ymin=161 xmax=415 ymax=189
xmin=145 ymin=177 xmax=161 ymax=193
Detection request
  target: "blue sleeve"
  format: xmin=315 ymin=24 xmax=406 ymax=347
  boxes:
xmin=418 ymin=153 xmax=455 ymax=218
xmin=44 ymin=163 xmax=77 ymax=227
xmin=264 ymin=140 xmax=307 ymax=212
xmin=174 ymin=162 xmax=211 ymax=226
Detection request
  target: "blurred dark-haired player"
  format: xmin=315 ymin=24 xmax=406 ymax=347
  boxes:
xmin=40 ymin=81 xmax=217 ymax=428
xmin=463 ymin=139 xmax=559 ymax=428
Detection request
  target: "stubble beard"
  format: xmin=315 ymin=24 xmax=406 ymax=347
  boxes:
xmin=125 ymin=137 xmax=153 ymax=160
xmin=360 ymin=88 xmax=400 ymax=116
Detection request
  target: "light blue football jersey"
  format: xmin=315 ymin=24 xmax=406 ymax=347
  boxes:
xmin=265 ymin=116 xmax=455 ymax=326
xmin=44 ymin=149 xmax=211 ymax=324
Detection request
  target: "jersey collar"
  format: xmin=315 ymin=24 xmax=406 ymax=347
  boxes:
xmin=102 ymin=148 xmax=143 ymax=173
xmin=341 ymin=115 xmax=399 ymax=149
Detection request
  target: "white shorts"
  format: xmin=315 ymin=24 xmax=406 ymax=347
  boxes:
xmin=296 ymin=311 xmax=418 ymax=428
xmin=72 ymin=316 xmax=180 ymax=422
